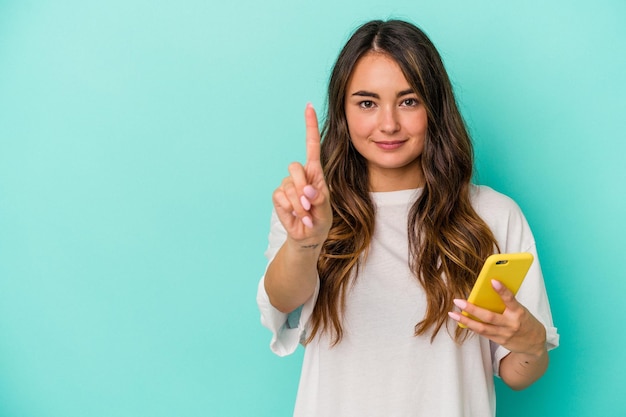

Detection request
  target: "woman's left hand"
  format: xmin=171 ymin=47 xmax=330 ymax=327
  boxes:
xmin=448 ymin=280 xmax=546 ymax=356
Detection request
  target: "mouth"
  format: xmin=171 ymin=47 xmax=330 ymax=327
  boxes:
xmin=373 ymin=140 xmax=407 ymax=150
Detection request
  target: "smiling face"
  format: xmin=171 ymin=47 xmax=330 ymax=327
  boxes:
xmin=344 ymin=52 xmax=428 ymax=192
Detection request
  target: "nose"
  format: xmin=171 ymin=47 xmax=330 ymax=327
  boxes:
xmin=378 ymin=106 xmax=400 ymax=135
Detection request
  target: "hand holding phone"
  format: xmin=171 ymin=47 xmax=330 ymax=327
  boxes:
xmin=458 ymin=253 xmax=533 ymax=328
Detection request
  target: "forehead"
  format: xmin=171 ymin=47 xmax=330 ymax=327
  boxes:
xmin=347 ymin=52 xmax=411 ymax=92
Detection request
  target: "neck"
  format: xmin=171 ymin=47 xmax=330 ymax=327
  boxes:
xmin=368 ymin=165 xmax=424 ymax=192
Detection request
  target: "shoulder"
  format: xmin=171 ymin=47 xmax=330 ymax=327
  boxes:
xmin=469 ymin=185 xmax=535 ymax=253
xmin=469 ymin=184 xmax=521 ymax=214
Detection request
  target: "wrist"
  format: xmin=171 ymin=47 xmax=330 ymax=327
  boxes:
xmin=286 ymin=235 xmax=325 ymax=252
xmin=518 ymin=344 xmax=548 ymax=361
xmin=283 ymin=239 xmax=324 ymax=266
xmin=519 ymin=331 xmax=548 ymax=359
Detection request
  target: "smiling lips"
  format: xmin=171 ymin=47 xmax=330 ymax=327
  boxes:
xmin=373 ymin=140 xmax=407 ymax=150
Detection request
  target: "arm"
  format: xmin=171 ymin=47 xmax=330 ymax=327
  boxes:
xmin=499 ymin=342 xmax=549 ymax=390
xmin=448 ymin=279 xmax=550 ymax=390
xmin=264 ymin=230 xmax=325 ymax=313
xmin=264 ymin=104 xmax=332 ymax=313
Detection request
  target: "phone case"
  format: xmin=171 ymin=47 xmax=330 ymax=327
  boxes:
xmin=459 ymin=252 xmax=533 ymax=328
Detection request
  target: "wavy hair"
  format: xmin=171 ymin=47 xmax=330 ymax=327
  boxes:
xmin=307 ymin=20 xmax=499 ymax=345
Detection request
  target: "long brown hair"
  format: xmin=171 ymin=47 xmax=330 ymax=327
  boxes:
xmin=309 ymin=20 xmax=499 ymax=345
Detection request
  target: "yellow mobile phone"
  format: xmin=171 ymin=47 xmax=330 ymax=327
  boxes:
xmin=458 ymin=253 xmax=533 ymax=328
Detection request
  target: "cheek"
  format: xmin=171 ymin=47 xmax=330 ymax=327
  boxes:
xmin=415 ymin=111 xmax=429 ymax=134
xmin=346 ymin=112 xmax=371 ymax=139
xmin=402 ymin=114 xmax=428 ymax=139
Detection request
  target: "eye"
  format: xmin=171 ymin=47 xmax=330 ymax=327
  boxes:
xmin=401 ymin=98 xmax=420 ymax=107
xmin=358 ymin=100 xmax=375 ymax=109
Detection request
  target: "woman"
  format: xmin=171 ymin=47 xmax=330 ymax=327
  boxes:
xmin=257 ymin=19 xmax=558 ymax=416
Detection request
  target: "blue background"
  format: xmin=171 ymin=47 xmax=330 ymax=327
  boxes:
xmin=1 ymin=0 xmax=625 ymax=416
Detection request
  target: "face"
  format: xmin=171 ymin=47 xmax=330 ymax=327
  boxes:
xmin=345 ymin=52 xmax=428 ymax=192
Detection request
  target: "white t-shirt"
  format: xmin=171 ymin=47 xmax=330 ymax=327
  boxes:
xmin=257 ymin=185 xmax=559 ymax=417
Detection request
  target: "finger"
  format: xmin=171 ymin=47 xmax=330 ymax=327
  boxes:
xmin=286 ymin=162 xmax=315 ymax=212
xmin=491 ymin=280 xmax=521 ymax=311
xmin=448 ymin=311 xmax=491 ymax=333
xmin=272 ymin=189 xmax=297 ymax=225
xmin=449 ymin=301 xmax=507 ymax=337
xmin=273 ymin=186 xmax=313 ymax=230
xmin=288 ymin=162 xmax=308 ymax=195
xmin=282 ymin=179 xmax=308 ymax=217
xmin=273 ymin=184 xmax=296 ymax=216
xmin=303 ymin=185 xmax=318 ymax=201
xmin=453 ymin=299 xmax=501 ymax=327
xmin=449 ymin=309 xmax=514 ymax=346
xmin=449 ymin=310 xmax=470 ymax=329
xmin=304 ymin=103 xmax=321 ymax=168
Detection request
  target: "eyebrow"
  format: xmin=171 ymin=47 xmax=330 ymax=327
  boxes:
xmin=351 ymin=89 xmax=415 ymax=99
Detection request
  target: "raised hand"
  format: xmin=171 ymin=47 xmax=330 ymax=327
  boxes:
xmin=272 ymin=103 xmax=332 ymax=244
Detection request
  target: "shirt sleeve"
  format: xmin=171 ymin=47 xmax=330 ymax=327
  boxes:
xmin=256 ymin=209 xmax=320 ymax=357
xmin=471 ymin=186 xmax=559 ymax=376
xmin=490 ymin=243 xmax=560 ymax=376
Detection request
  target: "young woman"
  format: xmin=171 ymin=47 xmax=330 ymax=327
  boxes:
xmin=257 ymin=19 xmax=559 ymax=416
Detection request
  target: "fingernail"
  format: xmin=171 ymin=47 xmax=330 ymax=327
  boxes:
xmin=491 ymin=279 xmax=503 ymax=291
xmin=302 ymin=216 xmax=313 ymax=229
xmin=448 ymin=311 xmax=461 ymax=321
xmin=291 ymin=210 xmax=297 ymax=217
xmin=453 ymin=299 xmax=467 ymax=310
xmin=300 ymin=195 xmax=311 ymax=211
xmin=303 ymin=185 xmax=317 ymax=199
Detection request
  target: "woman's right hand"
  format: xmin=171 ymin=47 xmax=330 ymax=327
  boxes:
xmin=272 ymin=103 xmax=332 ymax=246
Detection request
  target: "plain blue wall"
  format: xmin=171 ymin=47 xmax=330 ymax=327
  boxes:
xmin=1 ymin=0 xmax=624 ymax=416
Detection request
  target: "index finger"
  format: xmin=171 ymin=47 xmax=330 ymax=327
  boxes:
xmin=304 ymin=103 xmax=321 ymax=166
